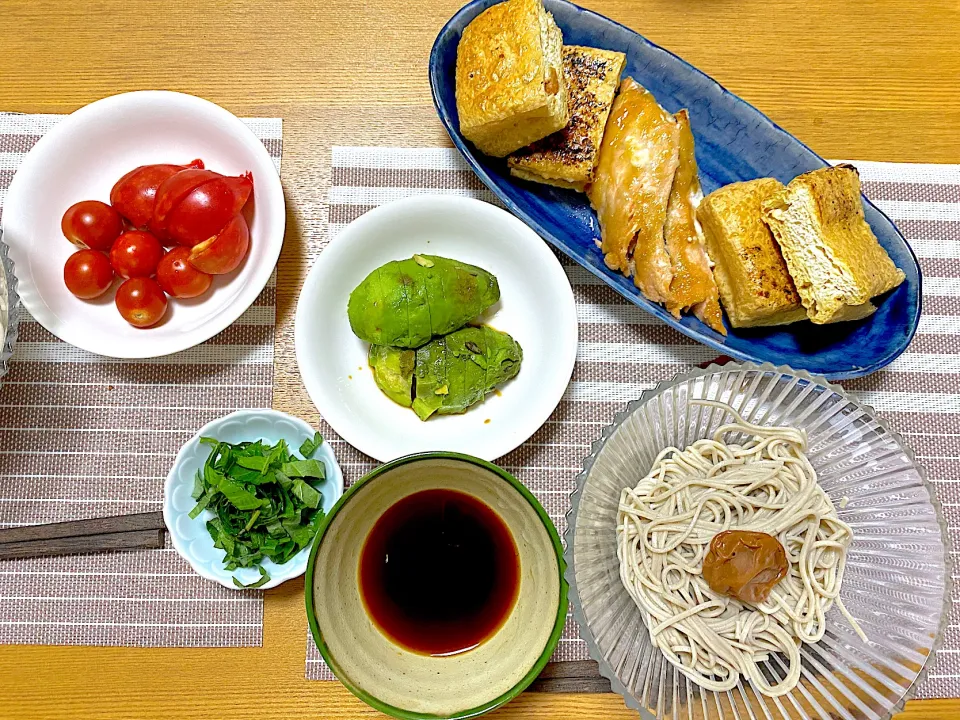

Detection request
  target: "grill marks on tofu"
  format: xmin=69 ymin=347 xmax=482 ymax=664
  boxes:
xmin=508 ymin=46 xmax=625 ymax=190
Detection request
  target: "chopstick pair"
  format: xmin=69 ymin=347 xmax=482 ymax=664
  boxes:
xmin=0 ymin=511 xmax=166 ymax=560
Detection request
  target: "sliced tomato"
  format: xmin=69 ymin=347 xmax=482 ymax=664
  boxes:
xmin=188 ymin=214 xmax=250 ymax=275
xmin=110 ymin=159 xmax=204 ymax=228
xmin=152 ymin=169 xmax=252 ymax=245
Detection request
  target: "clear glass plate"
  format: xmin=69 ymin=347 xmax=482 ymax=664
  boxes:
xmin=565 ymin=362 xmax=951 ymax=720
xmin=0 ymin=229 xmax=20 ymax=381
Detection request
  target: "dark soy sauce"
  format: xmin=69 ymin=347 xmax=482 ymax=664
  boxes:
xmin=359 ymin=488 xmax=520 ymax=656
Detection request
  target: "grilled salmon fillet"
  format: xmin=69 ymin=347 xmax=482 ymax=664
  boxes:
xmin=663 ymin=110 xmax=725 ymax=334
xmin=508 ymin=45 xmax=625 ymax=191
xmin=587 ymin=77 xmax=679 ymax=304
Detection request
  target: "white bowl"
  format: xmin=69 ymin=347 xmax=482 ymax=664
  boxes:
xmin=1 ymin=91 xmax=285 ymax=358
xmin=163 ymin=409 xmax=344 ymax=590
xmin=294 ymin=195 xmax=578 ymax=462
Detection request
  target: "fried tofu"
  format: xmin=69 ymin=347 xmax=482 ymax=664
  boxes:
xmin=455 ymin=0 xmax=569 ymax=158
xmin=761 ymin=165 xmax=905 ymax=324
xmin=588 ymin=77 xmax=679 ymax=304
xmin=507 ymin=45 xmax=626 ymax=191
xmin=697 ymin=179 xmax=807 ymax=328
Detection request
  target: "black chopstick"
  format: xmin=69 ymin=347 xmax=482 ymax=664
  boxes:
xmin=529 ymin=660 xmax=611 ymax=693
xmin=0 ymin=511 xmax=166 ymax=560
xmin=0 ymin=529 xmax=165 ymax=560
xmin=0 ymin=511 xmax=165 ymax=543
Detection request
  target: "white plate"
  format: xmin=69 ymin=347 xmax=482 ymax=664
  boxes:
xmin=163 ymin=409 xmax=344 ymax=590
xmin=1 ymin=91 xmax=285 ymax=358
xmin=295 ymin=195 xmax=578 ymax=462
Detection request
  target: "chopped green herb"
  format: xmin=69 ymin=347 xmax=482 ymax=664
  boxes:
xmin=233 ymin=566 xmax=271 ymax=589
xmin=188 ymin=433 xmax=327 ymax=586
xmin=216 ymin=476 xmax=265 ymax=511
xmin=291 ymin=479 xmax=321 ymax=509
xmin=299 ymin=432 xmax=324 ymax=459
xmin=190 ymin=471 xmax=204 ymax=500
xmin=280 ymin=459 xmax=325 ymax=479
xmin=188 ymin=488 xmax=217 ymax=519
xmin=236 ymin=456 xmax=268 ymax=471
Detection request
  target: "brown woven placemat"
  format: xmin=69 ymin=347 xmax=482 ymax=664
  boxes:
xmin=0 ymin=114 xmax=281 ymax=647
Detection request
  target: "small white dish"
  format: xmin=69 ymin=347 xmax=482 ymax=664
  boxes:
xmin=163 ymin=409 xmax=343 ymax=590
xmin=295 ymin=195 xmax=578 ymax=463
xmin=1 ymin=90 xmax=285 ymax=358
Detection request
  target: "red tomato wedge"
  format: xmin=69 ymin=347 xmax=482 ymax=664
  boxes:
xmin=152 ymin=169 xmax=253 ymax=246
xmin=110 ymin=159 xmax=204 ymax=229
xmin=188 ymin=213 xmax=250 ymax=275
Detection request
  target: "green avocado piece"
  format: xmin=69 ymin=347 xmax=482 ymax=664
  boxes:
xmin=411 ymin=326 xmax=522 ymax=421
xmin=347 ymin=255 xmax=500 ymax=348
xmin=401 ymin=262 xmax=432 ymax=349
xmin=375 ymin=261 xmax=414 ymax=347
xmin=368 ymin=345 xmax=415 ymax=408
xmin=411 ymin=334 xmax=448 ymax=421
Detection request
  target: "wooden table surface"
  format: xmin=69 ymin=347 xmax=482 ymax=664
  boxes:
xmin=1 ymin=0 xmax=958 ymax=717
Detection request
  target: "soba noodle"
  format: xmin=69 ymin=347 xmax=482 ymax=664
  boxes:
xmin=616 ymin=400 xmax=864 ymax=697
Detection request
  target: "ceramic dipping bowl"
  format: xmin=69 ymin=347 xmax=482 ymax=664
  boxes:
xmin=306 ymin=452 xmax=567 ymax=719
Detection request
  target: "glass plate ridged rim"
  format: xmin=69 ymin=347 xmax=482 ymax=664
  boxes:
xmin=0 ymin=229 xmax=20 ymax=381
xmin=564 ymin=361 xmax=952 ymax=720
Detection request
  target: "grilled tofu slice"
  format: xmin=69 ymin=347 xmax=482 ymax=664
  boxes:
xmin=761 ymin=165 xmax=905 ymax=324
xmin=508 ymin=45 xmax=626 ymax=191
xmin=455 ymin=0 xmax=568 ymax=158
xmin=697 ymin=179 xmax=807 ymax=328
xmin=588 ymin=77 xmax=679 ymax=303
xmin=662 ymin=110 xmax=725 ymax=335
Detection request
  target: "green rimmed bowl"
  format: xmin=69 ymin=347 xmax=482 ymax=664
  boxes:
xmin=306 ymin=452 xmax=568 ymax=719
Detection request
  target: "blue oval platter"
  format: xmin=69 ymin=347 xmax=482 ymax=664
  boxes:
xmin=429 ymin=0 xmax=921 ymax=380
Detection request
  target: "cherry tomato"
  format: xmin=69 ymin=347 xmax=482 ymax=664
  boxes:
xmin=110 ymin=159 xmax=204 ymax=229
xmin=61 ymin=200 xmax=124 ymax=251
xmin=152 ymin=169 xmax=253 ymax=246
xmin=63 ymin=249 xmax=115 ymax=299
xmin=188 ymin=213 xmax=250 ymax=275
xmin=156 ymin=247 xmax=212 ymax=298
xmin=109 ymin=230 xmax=164 ymax=279
xmin=115 ymin=277 xmax=168 ymax=328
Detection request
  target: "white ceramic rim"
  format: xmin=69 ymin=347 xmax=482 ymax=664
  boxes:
xmin=293 ymin=194 xmax=579 ymax=462
xmin=1 ymin=90 xmax=285 ymax=358
xmin=162 ymin=408 xmax=344 ymax=590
